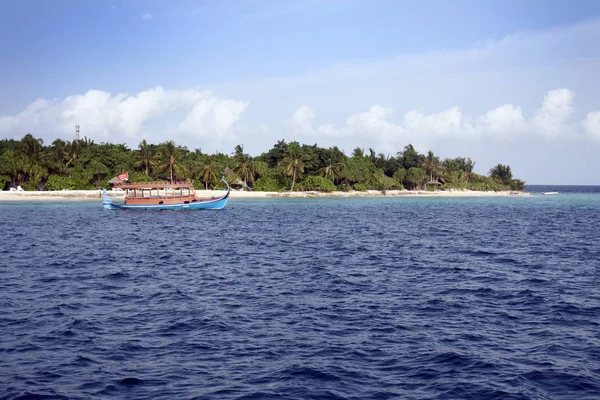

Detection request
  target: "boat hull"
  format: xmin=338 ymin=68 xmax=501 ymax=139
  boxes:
xmin=103 ymin=196 xmax=228 ymax=210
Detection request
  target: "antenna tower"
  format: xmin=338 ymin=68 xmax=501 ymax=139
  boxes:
xmin=75 ymin=125 xmax=80 ymax=141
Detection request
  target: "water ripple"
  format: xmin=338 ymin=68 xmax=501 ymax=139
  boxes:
xmin=1 ymin=194 xmax=600 ymax=399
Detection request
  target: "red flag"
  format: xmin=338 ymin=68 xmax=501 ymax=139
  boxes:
xmin=117 ymin=172 xmax=129 ymax=181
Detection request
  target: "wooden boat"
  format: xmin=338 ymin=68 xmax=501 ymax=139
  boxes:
xmin=102 ymin=177 xmax=230 ymax=210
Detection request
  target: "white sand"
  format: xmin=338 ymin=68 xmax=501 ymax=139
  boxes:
xmin=0 ymin=188 xmax=531 ymax=201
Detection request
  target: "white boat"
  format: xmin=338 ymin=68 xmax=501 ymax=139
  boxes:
xmin=542 ymin=191 xmax=559 ymax=195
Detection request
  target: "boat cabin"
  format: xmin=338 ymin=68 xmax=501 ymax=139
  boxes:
xmin=115 ymin=181 xmax=199 ymax=206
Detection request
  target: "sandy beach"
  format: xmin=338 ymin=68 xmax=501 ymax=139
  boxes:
xmin=0 ymin=189 xmax=531 ymax=201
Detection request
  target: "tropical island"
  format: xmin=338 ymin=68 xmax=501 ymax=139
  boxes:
xmin=0 ymin=134 xmax=524 ymax=196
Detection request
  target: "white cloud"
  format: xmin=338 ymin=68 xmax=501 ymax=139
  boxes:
xmin=403 ymin=107 xmax=464 ymax=137
xmin=176 ymin=97 xmax=248 ymax=142
xmin=531 ymin=88 xmax=575 ymax=137
xmin=287 ymin=105 xmax=315 ymax=130
xmin=283 ymin=88 xmax=599 ymax=153
xmin=141 ymin=13 xmax=153 ymax=20
xmin=0 ymin=87 xmax=248 ymax=151
xmin=583 ymin=111 xmax=600 ymax=139
xmin=475 ymin=105 xmax=526 ymax=137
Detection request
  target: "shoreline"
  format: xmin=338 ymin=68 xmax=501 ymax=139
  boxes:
xmin=0 ymin=189 xmax=531 ymax=201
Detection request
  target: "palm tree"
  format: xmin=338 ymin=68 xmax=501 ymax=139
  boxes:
xmin=393 ymin=167 xmax=407 ymax=185
xmin=0 ymin=150 xmax=26 ymax=185
xmin=196 ymin=156 xmax=218 ymax=190
xmin=280 ymin=148 xmax=310 ymax=191
xmin=351 ymin=147 xmax=364 ymax=158
xmin=47 ymin=139 xmax=69 ymax=176
xmin=489 ymin=164 xmax=513 ymax=185
xmin=81 ymin=136 xmax=95 ymax=147
xmin=368 ymin=148 xmax=377 ymax=163
xmin=398 ymin=144 xmax=420 ymax=169
xmin=421 ymin=150 xmax=438 ymax=181
xmin=155 ymin=141 xmax=185 ymax=183
xmin=406 ymin=167 xmax=427 ymax=190
xmin=464 ymin=158 xmax=475 ymax=182
xmin=232 ymin=144 xmax=255 ymax=188
xmin=134 ymin=139 xmax=155 ymax=177
xmin=28 ymin=164 xmax=49 ymax=191
xmin=90 ymin=160 xmax=109 ymax=188
xmin=19 ymin=134 xmax=44 ymax=179
xmin=65 ymin=139 xmax=82 ymax=168
xmin=318 ymin=158 xmax=342 ymax=184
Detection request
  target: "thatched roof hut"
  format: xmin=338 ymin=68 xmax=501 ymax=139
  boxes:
xmin=223 ymin=167 xmax=250 ymax=189
xmin=108 ymin=176 xmax=122 ymax=185
xmin=223 ymin=167 xmax=235 ymax=177
xmin=426 ymin=179 xmax=441 ymax=186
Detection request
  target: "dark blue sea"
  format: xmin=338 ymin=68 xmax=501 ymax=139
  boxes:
xmin=1 ymin=186 xmax=600 ymax=400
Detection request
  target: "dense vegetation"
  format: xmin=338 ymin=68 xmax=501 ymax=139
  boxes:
xmin=0 ymin=134 xmax=525 ymax=192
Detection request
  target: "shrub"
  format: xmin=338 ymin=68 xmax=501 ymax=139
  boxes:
xmin=299 ymin=176 xmax=336 ymax=192
xmin=128 ymin=171 xmax=154 ymax=183
xmin=378 ymin=174 xmax=403 ymax=190
xmin=393 ymin=168 xmax=407 ymax=184
xmin=510 ymin=179 xmax=525 ymax=191
xmin=253 ymin=177 xmax=285 ymax=192
xmin=336 ymin=183 xmax=352 ymax=192
xmin=44 ymin=175 xmax=77 ymax=191
xmin=0 ymin=175 xmax=10 ymax=190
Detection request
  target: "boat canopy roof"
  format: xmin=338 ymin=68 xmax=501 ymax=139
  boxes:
xmin=115 ymin=181 xmax=195 ymax=190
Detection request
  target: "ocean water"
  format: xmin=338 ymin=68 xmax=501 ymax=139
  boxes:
xmin=1 ymin=187 xmax=599 ymax=400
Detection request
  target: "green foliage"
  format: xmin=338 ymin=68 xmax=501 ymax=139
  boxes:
xmin=133 ymin=139 xmax=155 ymax=177
xmin=299 ymin=176 xmax=336 ymax=192
xmin=25 ymin=164 xmax=49 ymax=190
xmin=398 ymin=144 xmax=422 ymax=170
xmin=253 ymin=176 xmax=285 ymax=192
xmin=393 ymin=168 xmax=407 ymax=184
xmin=351 ymin=147 xmax=365 ymax=158
xmin=0 ymin=139 xmax=20 ymax=155
xmin=340 ymin=157 xmax=378 ymax=187
xmin=510 ymin=179 xmax=525 ymax=191
xmin=68 ymin=167 xmax=96 ymax=189
xmin=193 ymin=155 xmax=219 ymax=189
xmin=353 ymin=183 xmax=369 ymax=191
xmin=44 ymin=175 xmax=77 ymax=191
xmin=405 ymin=167 xmax=427 ymax=189
xmin=440 ymin=170 xmax=464 ymax=186
xmin=0 ymin=134 xmax=525 ymax=193
xmin=444 ymin=173 xmax=510 ymax=191
xmin=377 ymin=173 xmax=403 ymax=190
xmin=466 ymin=181 xmax=505 ymax=191
xmin=128 ymin=171 xmax=153 ymax=183
xmin=317 ymin=158 xmax=343 ymax=183
xmin=252 ymin=160 xmax=271 ymax=178
xmin=279 ymin=144 xmax=310 ymax=191
xmin=421 ymin=150 xmax=439 ymax=181
xmin=489 ymin=164 xmax=513 ymax=185
xmin=154 ymin=140 xmax=186 ymax=182
xmin=0 ymin=174 xmax=10 ymax=190
xmin=336 ymin=183 xmax=352 ymax=192
xmin=258 ymin=139 xmax=288 ymax=168
xmin=232 ymin=144 xmax=255 ymax=185
xmin=192 ymin=180 xmax=205 ymax=190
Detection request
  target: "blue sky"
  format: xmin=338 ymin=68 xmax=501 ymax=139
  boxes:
xmin=1 ymin=0 xmax=600 ymax=184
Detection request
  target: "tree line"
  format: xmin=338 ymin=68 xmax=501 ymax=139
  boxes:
xmin=0 ymin=134 xmax=524 ymax=192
